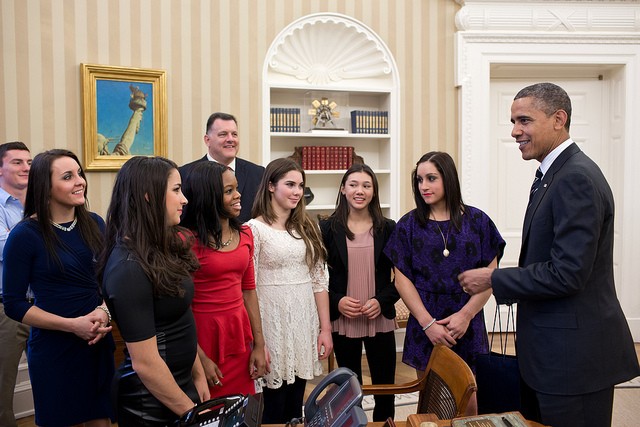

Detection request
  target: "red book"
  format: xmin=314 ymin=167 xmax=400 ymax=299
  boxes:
xmin=311 ymin=146 xmax=317 ymax=170
xmin=319 ymin=146 xmax=327 ymax=170
xmin=330 ymin=146 xmax=338 ymax=170
xmin=302 ymin=146 xmax=309 ymax=169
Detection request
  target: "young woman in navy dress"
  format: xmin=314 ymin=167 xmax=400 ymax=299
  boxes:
xmin=2 ymin=149 xmax=114 ymax=426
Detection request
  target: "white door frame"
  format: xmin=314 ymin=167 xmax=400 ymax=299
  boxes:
xmin=454 ymin=0 xmax=640 ymax=339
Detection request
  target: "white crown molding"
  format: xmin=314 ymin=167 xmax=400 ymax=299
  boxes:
xmin=266 ymin=13 xmax=394 ymax=86
xmin=455 ymin=0 xmax=640 ymax=33
xmin=457 ymin=32 xmax=640 ymax=43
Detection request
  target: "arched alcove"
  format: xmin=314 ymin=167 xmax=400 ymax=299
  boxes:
xmin=262 ymin=13 xmax=401 ymax=219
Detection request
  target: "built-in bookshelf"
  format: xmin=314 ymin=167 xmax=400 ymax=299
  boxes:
xmin=262 ymin=13 xmax=400 ymax=220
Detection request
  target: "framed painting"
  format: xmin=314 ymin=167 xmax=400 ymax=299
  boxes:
xmin=81 ymin=63 xmax=167 ymax=171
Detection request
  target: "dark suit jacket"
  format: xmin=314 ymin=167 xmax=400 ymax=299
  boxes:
xmin=320 ymin=217 xmax=399 ymax=322
xmin=492 ymin=143 xmax=639 ymax=395
xmin=179 ymin=155 xmax=264 ymax=223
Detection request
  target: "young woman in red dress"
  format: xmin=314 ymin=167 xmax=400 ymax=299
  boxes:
xmin=181 ymin=161 xmax=268 ymax=398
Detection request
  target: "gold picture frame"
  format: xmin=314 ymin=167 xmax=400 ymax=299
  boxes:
xmin=81 ymin=63 xmax=167 ymax=171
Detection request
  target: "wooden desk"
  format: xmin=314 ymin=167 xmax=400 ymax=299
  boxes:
xmin=265 ymin=412 xmax=548 ymax=427
xmin=407 ymin=413 xmax=548 ymax=427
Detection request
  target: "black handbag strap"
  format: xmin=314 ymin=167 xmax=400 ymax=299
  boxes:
xmin=488 ymin=303 xmax=517 ymax=355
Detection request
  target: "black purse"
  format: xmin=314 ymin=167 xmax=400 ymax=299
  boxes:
xmin=173 ymin=393 xmax=263 ymax=427
xmin=476 ymin=303 xmax=521 ymax=414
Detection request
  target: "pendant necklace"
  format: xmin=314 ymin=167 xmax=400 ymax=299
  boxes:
xmin=51 ymin=217 xmax=78 ymax=232
xmin=431 ymin=215 xmax=450 ymax=257
xmin=220 ymin=230 xmax=235 ymax=247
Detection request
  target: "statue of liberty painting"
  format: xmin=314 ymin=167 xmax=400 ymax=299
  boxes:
xmin=96 ymin=81 xmax=154 ymax=156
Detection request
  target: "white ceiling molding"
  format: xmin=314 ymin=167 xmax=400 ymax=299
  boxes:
xmin=455 ymin=0 xmax=640 ymax=34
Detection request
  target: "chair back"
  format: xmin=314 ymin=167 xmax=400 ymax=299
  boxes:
xmin=416 ymin=345 xmax=477 ymax=419
xmin=361 ymin=345 xmax=477 ymax=419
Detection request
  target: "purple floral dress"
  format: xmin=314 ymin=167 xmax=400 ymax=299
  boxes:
xmin=384 ymin=206 xmax=505 ymax=372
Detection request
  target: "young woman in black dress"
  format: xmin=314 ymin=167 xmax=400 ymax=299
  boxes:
xmin=99 ymin=156 xmax=209 ymax=426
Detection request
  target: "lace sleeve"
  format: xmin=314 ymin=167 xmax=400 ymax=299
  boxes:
xmin=310 ymin=259 xmax=328 ymax=293
xmin=248 ymin=220 xmax=261 ymax=284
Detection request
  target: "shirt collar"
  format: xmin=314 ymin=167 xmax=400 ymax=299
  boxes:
xmin=206 ymin=154 xmax=236 ymax=172
xmin=539 ymin=138 xmax=573 ymax=176
xmin=0 ymin=186 xmax=17 ymax=205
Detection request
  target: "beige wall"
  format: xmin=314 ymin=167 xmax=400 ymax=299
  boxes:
xmin=0 ymin=0 xmax=459 ymax=218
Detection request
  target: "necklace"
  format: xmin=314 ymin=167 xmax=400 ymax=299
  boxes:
xmin=431 ymin=216 xmax=450 ymax=257
xmin=220 ymin=231 xmax=235 ymax=247
xmin=51 ymin=217 xmax=78 ymax=232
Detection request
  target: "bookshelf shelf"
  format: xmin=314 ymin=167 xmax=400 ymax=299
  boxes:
xmin=270 ymin=132 xmax=390 ymax=139
xmin=305 ymin=169 xmax=391 ymax=175
xmin=262 ymin=13 xmax=400 ymax=219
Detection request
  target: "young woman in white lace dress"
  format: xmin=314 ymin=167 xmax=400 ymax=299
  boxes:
xmin=248 ymin=157 xmax=332 ymax=424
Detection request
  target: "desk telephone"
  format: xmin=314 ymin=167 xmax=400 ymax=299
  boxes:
xmin=173 ymin=367 xmax=365 ymax=427
xmin=304 ymin=367 xmax=367 ymax=427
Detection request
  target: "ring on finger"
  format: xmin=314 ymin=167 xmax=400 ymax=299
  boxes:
xmin=214 ymin=380 xmax=221 ymax=386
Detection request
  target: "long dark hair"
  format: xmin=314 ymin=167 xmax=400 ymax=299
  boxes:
xmin=330 ymin=163 xmax=385 ymax=240
xmin=180 ymin=161 xmax=244 ymax=248
xmin=411 ymin=151 xmax=466 ymax=230
xmin=24 ymin=149 xmax=103 ymax=264
xmin=97 ymin=156 xmax=199 ymax=297
xmin=251 ymin=157 xmax=326 ymax=269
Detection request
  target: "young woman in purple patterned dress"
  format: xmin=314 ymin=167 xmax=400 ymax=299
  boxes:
xmin=384 ymin=151 xmax=505 ymax=415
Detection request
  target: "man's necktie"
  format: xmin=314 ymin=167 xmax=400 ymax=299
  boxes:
xmin=528 ymin=168 xmax=543 ymax=207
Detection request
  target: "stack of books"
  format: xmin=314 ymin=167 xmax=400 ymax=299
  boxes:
xmin=270 ymin=107 xmax=301 ymax=132
xmin=350 ymin=110 xmax=388 ymax=134
xmin=298 ymin=146 xmax=355 ymax=170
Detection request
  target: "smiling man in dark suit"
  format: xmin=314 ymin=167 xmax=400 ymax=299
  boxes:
xmin=180 ymin=112 xmax=264 ymax=223
xmin=458 ymin=83 xmax=639 ymax=427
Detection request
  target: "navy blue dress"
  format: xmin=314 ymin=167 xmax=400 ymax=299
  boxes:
xmin=384 ymin=206 xmax=505 ymax=372
xmin=2 ymin=215 xmax=115 ymax=427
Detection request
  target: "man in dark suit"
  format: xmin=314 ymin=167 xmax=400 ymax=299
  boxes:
xmin=458 ymin=83 xmax=639 ymax=427
xmin=180 ymin=112 xmax=264 ymax=222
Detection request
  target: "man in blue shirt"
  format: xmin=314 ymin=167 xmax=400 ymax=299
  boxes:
xmin=0 ymin=141 xmax=31 ymax=427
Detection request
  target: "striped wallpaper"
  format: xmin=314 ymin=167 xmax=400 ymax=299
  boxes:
xmin=0 ymin=0 xmax=459 ymax=217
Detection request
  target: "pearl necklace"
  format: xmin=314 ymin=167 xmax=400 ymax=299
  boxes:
xmin=431 ymin=216 xmax=450 ymax=258
xmin=51 ymin=217 xmax=78 ymax=232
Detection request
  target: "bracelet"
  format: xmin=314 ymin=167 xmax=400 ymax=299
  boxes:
xmin=96 ymin=305 xmax=112 ymax=324
xmin=422 ymin=318 xmax=436 ymax=331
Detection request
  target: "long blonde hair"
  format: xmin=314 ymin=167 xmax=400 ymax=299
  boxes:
xmin=251 ymin=157 xmax=326 ymax=269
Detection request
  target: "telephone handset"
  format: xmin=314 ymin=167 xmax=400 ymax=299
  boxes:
xmin=174 ymin=393 xmax=263 ymax=427
xmin=304 ymin=367 xmax=367 ymax=427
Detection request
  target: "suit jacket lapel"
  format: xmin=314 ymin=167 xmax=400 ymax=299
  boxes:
xmin=373 ymin=225 xmax=384 ymax=264
xmin=520 ymin=143 xmax=581 ymax=261
xmin=334 ymin=222 xmax=349 ymax=269
xmin=234 ymin=159 xmax=247 ymax=194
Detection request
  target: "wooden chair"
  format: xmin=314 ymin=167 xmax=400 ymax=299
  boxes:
xmin=361 ymin=344 xmax=477 ymax=420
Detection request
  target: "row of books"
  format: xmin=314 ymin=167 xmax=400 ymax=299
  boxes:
xmin=350 ymin=110 xmax=388 ymax=134
xmin=299 ymin=146 xmax=355 ymax=170
xmin=270 ymin=107 xmax=301 ymax=132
